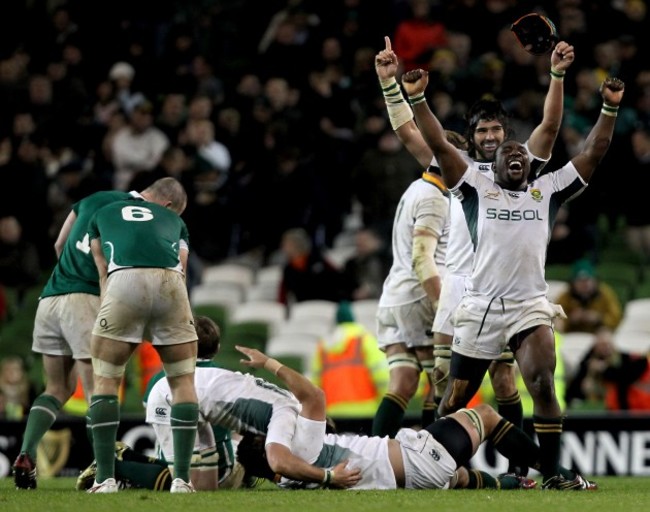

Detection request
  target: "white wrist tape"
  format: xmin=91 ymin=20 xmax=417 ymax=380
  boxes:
xmin=380 ymin=77 xmax=414 ymax=130
xmin=264 ymin=358 xmax=284 ymax=376
xmin=412 ymin=233 xmax=439 ymax=283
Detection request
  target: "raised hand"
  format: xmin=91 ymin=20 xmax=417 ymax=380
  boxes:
xmin=600 ymin=77 xmax=625 ymax=106
xmin=235 ymin=345 xmax=268 ymax=369
xmin=401 ymin=68 xmax=429 ymax=97
xmin=551 ymin=41 xmax=575 ymax=73
xmin=375 ymin=35 xmax=399 ymax=81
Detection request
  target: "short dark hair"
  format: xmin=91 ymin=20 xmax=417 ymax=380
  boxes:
xmin=195 ymin=315 xmax=221 ymax=359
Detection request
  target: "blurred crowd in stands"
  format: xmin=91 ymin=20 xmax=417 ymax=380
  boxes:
xmin=2 ymin=0 xmax=650 ymax=413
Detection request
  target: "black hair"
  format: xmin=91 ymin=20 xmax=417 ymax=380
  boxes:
xmin=236 ymin=433 xmax=277 ymax=481
xmin=464 ymin=97 xmax=511 ymax=159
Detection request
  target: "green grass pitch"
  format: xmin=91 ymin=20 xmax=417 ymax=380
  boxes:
xmin=2 ymin=476 xmax=650 ymax=512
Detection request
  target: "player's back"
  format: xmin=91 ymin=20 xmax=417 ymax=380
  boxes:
xmin=379 ymin=174 xmax=449 ymax=307
xmin=41 ymin=190 xmax=131 ymax=298
xmin=88 ymin=198 xmax=187 ymax=272
xmin=146 ymin=367 xmax=300 ymax=435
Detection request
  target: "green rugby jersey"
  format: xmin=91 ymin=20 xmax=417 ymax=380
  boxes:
xmin=41 ymin=190 xmax=132 ymax=298
xmin=87 ymin=198 xmax=189 ymax=273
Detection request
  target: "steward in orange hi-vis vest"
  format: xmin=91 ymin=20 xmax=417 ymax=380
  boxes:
xmin=310 ymin=302 xmax=388 ymax=418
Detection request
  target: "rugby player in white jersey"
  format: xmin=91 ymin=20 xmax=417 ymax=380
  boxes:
xmin=370 ymin=143 xmax=451 ymax=437
xmin=403 ymin=68 xmax=624 ymax=489
xmin=374 ymin=35 xmax=574 ymax=475
xmin=145 ymin=316 xmax=361 ymax=490
xmin=235 ymin=346 xmax=594 ymax=491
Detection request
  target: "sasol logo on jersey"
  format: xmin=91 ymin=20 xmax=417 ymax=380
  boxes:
xmin=486 ymin=208 xmax=543 ymax=221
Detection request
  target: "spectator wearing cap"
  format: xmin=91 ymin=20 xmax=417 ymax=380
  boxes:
xmin=108 ymin=61 xmax=145 ymax=116
xmin=554 ymin=259 xmax=623 ymax=334
xmin=109 ymin=97 xmax=170 ymax=191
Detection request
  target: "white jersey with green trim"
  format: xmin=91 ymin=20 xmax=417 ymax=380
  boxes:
xmin=279 ymin=432 xmax=396 ymax=490
xmin=451 ymin=161 xmax=586 ymax=301
xmin=431 ymin=145 xmax=547 ymax=276
xmin=378 ymin=173 xmax=450 ymax=307
xmin=146 ymin=367 xmax=300 ymax=438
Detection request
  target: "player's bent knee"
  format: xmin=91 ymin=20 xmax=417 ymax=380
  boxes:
xmin=92 ymin=357 xmax=126 ymax=378
xmin=163 ymin=356 xmax=197 ymax=377
xmin=457 ymin=406 xmax=487 ymax=443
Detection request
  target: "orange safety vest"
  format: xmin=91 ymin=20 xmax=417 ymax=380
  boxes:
xmin=137 ymin=342 xmax=163 ymax=396
xmin=605 ymin=356 xmax=650 ymax=411
xmin=319 ymin=336 xmax=377 ymax=411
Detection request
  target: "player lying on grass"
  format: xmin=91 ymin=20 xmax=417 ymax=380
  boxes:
xmin=235 ymin=346 xmax=594 ymax=490
xmin=77 ymin=315 xmax=360 ymax=491
xmin=77 ymin=319 xmax=592 ymax=491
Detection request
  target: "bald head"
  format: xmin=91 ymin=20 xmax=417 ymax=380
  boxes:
xmin=141 ymin=177 xmax=187 ymax=214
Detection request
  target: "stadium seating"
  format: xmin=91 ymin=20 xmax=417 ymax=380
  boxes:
xmin=220 ymin=320 xmax=271 ymax=357
xmin=276 ymin=317 xmax=332 ymax=339
xmin=202 ymin=263 xmax=255 ymax=298
xmin=246 ymin=265 xmax=283 ymax=302
xmin=266 ymin=332 xmax=321 ymax=378
xmin=193 ymin=303 xmax=231 ymax=337
xmin=351 ymin=299 xmax=379 ymax=336
xmin=190 ymin=283 xmax=244 ymax=316
xmin=546 ymin=280 xmax=568 ymax=302
xmin=288 ymin=300 xmax=338 ymax=324
xmin=612 ymin=298 xmax=650 ymax=354
xmin=230 ymin=300 xmax=287 ymax=336
xmin=560 ymin=332 xmax=595 ymax=382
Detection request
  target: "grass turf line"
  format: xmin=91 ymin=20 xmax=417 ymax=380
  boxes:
xmin=2 ymin=477 xmax=650 ymax=512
